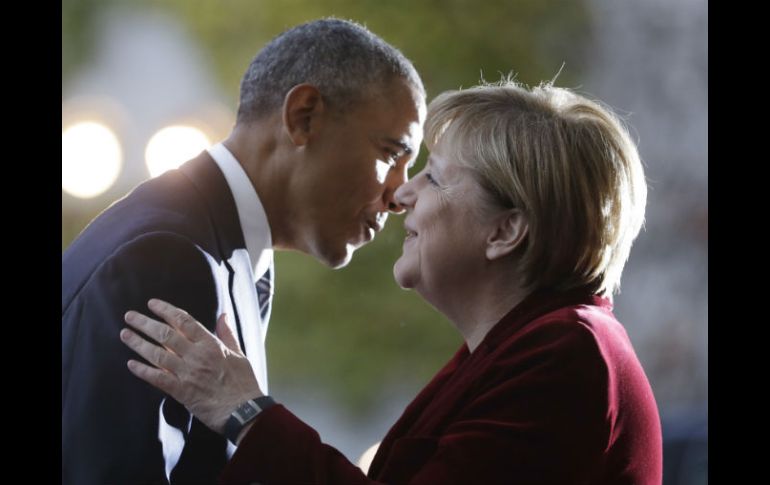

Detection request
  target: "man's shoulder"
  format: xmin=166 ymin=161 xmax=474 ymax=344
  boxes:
xmin=87 ymin=231 xmax=212 ymax=282
xmin=106 ymin=170 xmax=210 ymax=231
xmin=109 ymin=230 xmax=204 ymax=259
xmin=63 ymin=174 xmax=217 ymax=280
xmin=62 ymin=231 xmax=215 ymax=313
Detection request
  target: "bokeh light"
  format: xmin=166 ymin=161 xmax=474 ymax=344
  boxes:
xmin=145 ymin=125 xmax=211 ymax=177
xmin=62 ymin=121 xmax=123 ymax=198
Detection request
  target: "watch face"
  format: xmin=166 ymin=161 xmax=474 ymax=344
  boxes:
xmin=235 ymin=401 xmax=259 ymax=423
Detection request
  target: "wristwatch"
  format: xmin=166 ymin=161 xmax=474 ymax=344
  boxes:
xmin=224 ymin=396 xmax=276 ymax=444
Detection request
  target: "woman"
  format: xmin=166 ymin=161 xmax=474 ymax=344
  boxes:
xmin=121 ymin=80 xmax=662 ymax=484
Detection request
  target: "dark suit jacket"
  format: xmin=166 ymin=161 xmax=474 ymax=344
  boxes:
xmin=62 ymin=152 xmax=267 ymax=484
xmin=219 ymin=289 xmax=662 ymax=484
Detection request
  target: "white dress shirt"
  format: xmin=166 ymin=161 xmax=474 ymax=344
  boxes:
xmin=208 ymin=142 xmax=274 ymax=279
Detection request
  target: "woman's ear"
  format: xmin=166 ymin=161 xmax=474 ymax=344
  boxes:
xmin=486 ymin=209 xmax=529 ymax=261
xmin=282 ymin=84 xmax=324 ymax=146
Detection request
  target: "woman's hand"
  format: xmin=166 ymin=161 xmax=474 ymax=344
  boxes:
xmin=120 ymin=298 xmax=263 ymax=434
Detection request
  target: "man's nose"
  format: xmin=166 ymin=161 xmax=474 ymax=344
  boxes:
xmin=384 ymin=166 xmax=409 ymax=214
xmin=389 ymin=174 xmax=417 ymax=214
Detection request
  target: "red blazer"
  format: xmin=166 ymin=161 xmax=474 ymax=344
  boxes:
xmin=220 ymin=289 xmax=662 ymax=484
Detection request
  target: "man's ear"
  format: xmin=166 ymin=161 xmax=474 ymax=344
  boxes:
xmin=282 ymin=84 xmax=324 ymax=146
xmin=486 ymin=209 xmax=529 ymax=261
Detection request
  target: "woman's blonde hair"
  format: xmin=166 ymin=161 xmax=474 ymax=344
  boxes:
xmin=425 ymin=80 xmax=646 ymax=297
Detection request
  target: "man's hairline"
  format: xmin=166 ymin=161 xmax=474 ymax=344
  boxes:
xmin=237 ymin=75 xmax=425 ymax=127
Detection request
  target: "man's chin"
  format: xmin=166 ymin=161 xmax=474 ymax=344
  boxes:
xmin=325 ymin=244 xmax=355 ymax=269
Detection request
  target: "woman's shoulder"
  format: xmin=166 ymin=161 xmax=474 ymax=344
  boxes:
xmin=481 ymin=298 xmax=631 ymax=385
xmin=511 ymin=295 xmax=631 ymax=357
xmin=488 ymin=296 xmax=649 ymax=403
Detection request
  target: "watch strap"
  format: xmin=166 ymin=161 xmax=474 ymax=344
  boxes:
xmin=224 ymin=395 xmax=276 ymax=444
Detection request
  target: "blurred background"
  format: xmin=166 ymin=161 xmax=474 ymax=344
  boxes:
xmin=62 ymin=0 xmax=707 ymax=483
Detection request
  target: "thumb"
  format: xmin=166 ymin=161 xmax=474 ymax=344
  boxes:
xmin=215 ymin=314 xmax=243 ymax=354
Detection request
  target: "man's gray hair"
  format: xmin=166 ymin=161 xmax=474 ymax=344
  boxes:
xmin=237 ymin=18 xmax=425 ymax=123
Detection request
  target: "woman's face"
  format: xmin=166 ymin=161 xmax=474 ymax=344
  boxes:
xmin=393 ymin=138 xmax=498 ymax=304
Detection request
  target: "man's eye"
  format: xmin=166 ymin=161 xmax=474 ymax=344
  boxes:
xmin=375 ymin=159 xmax=392 ymax=184
xmin=425 ymin=172 xmax=439 ymax=186
xmin=386 ymin=151 xmax=399 ymax=167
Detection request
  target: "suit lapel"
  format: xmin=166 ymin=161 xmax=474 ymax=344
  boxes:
xmin=179 ymin=152 xmax=246 ymax=261
xmin=178 ymin=152 xmax=269 ymax=391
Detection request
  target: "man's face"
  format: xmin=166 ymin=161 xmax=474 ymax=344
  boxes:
xmin=298 ymin=80 xmax=426 ymax=268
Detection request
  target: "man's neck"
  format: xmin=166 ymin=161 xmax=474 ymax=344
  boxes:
xmin=223 ymin=122 xmax=297 ymax=252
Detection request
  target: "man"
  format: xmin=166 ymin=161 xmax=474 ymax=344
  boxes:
xmin=62 ymin=18 xmax=425 ymax=484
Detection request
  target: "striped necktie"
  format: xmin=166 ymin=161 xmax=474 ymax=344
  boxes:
xmin=256 ymin=265 xmax=273 ymax=323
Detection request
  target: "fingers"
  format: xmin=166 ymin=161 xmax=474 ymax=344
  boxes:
xmin=120 ymin=327 xmax=184 ymax=374
xmin=126 ymin=359 xmax=180 ymax=398
xmin=215 ymin=314 xmax=244 ymax=354
xmin=147 ymin=299 xmax=209 ymax=342
xmin=124 ymin=310 xmax=191 ymax=356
